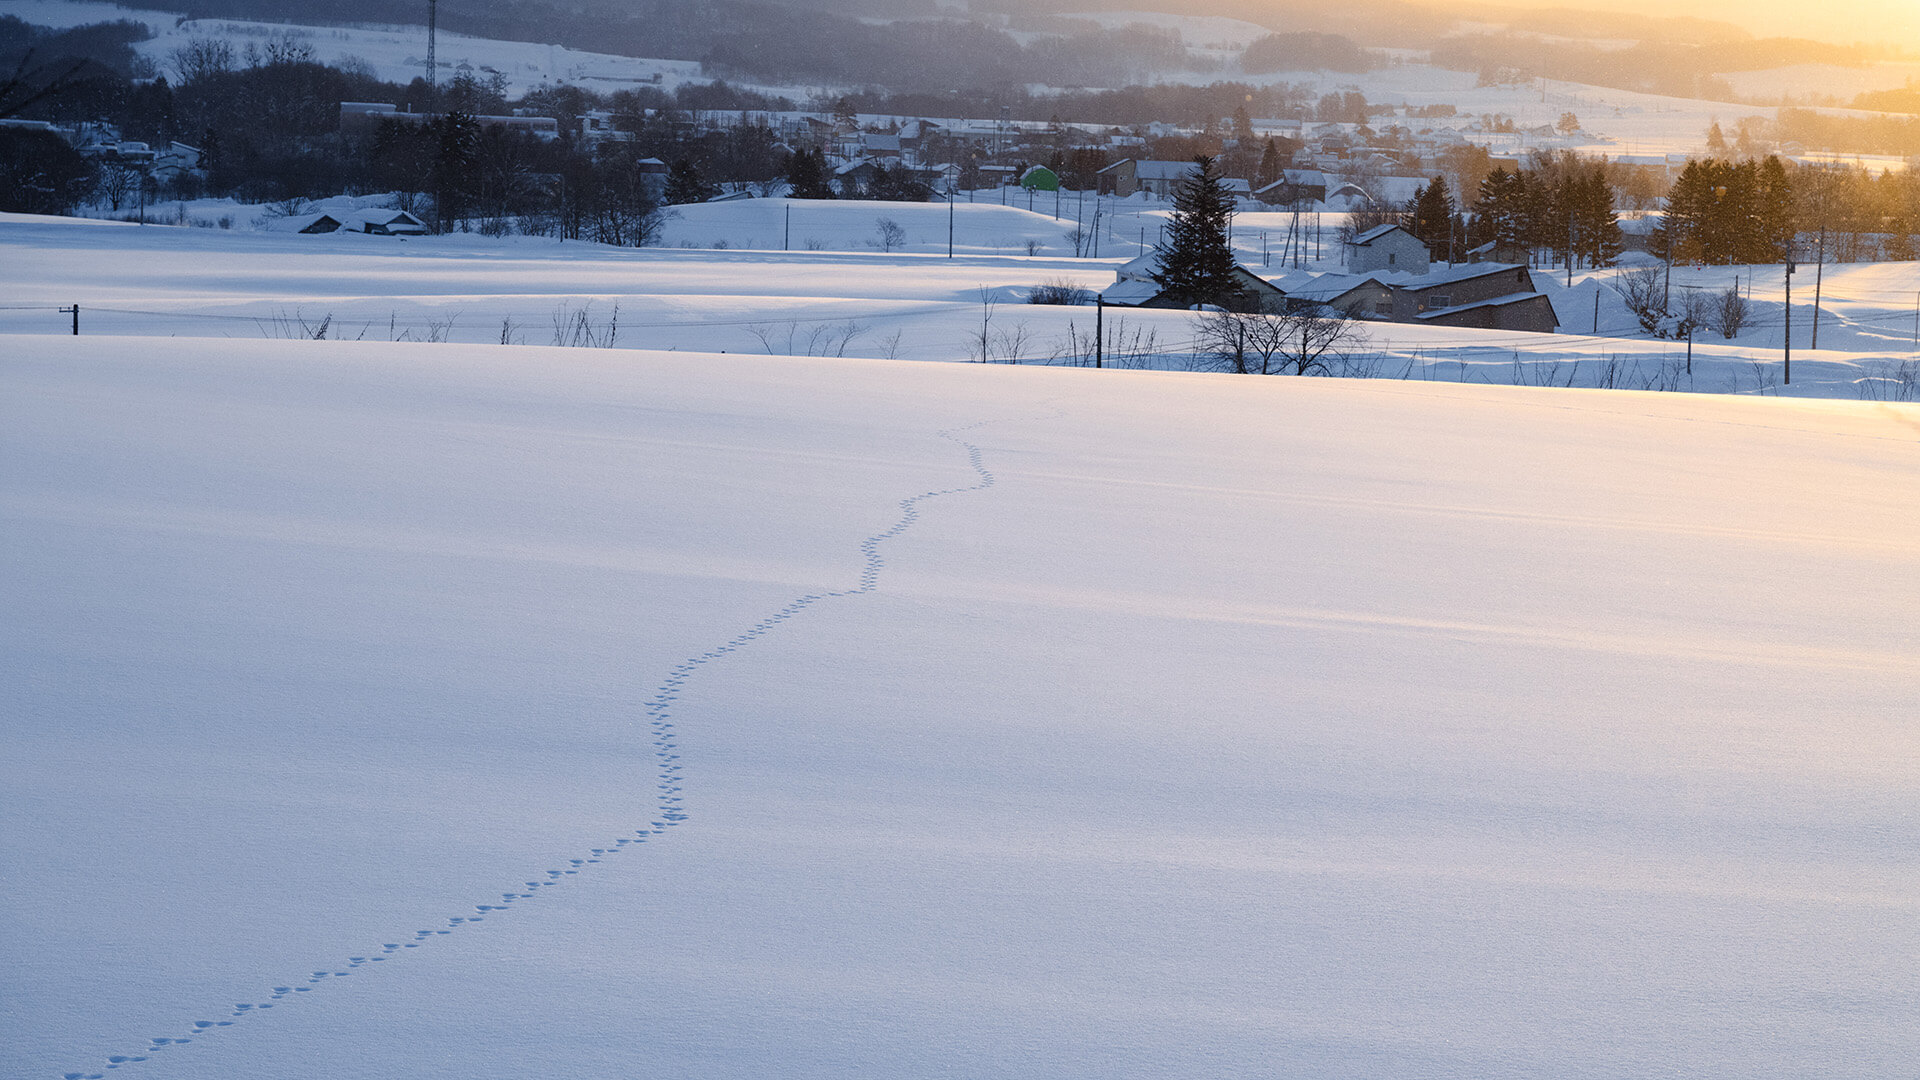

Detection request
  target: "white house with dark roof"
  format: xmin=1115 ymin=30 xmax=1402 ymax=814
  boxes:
xmin=1344 ymin=223 xmax=1430 ymax=275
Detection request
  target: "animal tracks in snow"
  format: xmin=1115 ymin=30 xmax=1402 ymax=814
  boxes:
xmin=60 ymin=415 xmax=1024 ymax=1078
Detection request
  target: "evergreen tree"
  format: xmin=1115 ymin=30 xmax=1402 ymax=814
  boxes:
xmin=785 ymin=146 xmax=833 ymax=199
xmin=1255 ymin=137 xmax=1284 ymax=191
xmin=1231 ymin=103 xmax=1255 ymax=145
xmin=1756 ymin=155 xmax=1795 ymax=261
xmin=665 ymin=158 xmax=716 ymax=205
xmin=428 ymin=109 xmax=480 ymax=232
xmin=1152 ymin=155 xmax=1243 ymax=310
xmin=1583 ymin=167 xmax=1624 ymax=267
xmin=1515 ymin=168 xmax=1552 ymax=261
xmin=1472 ymin=167 xmax=1526 ymax=256
xmin=1663 ymin=159 xmax=1714 ymax=263
xmin=1404 ymin=175 xmax=1455 ymax=261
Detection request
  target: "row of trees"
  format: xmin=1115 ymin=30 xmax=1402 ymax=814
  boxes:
xmin=1662 ymin=157 xmax=1794 ymax=265
xmin=1384 ymin=159 xmax=1625 ymax=271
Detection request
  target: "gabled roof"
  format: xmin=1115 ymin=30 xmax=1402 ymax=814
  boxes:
xmin=274 ymin=212 xmax=343 ymax=234
xmin=1276 ymin=270 xmax=1403 ymax=303
xmin=349 ymin=208 xmax=425 ymax=228
xmin=1394 ymin=262 xmax=1529 ymax=292
xmin=1115 ymin=251 xmax=1162 ymax=282
xmin=1255 ymin=170 xmax=1328 ymax=196
xmin=1349 ymin=223 xmax=1416 ymax=246
xmin=1099 ymin=279 xmax=1164 ymax=305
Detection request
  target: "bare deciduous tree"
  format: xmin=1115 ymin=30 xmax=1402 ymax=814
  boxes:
xmin=1614 ymin=267 xmax=1666 ymax=335
xmin=1199 ymin=306 xmax=1370 ymax=375
xmin=94 ymin=164 xmax=138 ymax=211
xmin=1710 ymin=285 xmax=1749 ymax=339
xmin=873 ymin=216 xmax=906 ymax=252
xmin=170 ymin=38 xmax=235 ymax=85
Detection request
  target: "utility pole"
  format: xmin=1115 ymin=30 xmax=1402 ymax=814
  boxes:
xmin=60 ymin=304 xmax=78 ymax=335
xmin=1810 ymin=225 xmax=1826 ymax=349
xmin=784 ymin=203 xmax=789 ymax=251
xmin=1662 ymin=235 xmax=1672 ymax=314
xmin=1094 ymin=297 xmax=1103 ymax=369
xmin=1567 ymin=213 xmax=1575 ymax=287
xmin=948 ymin=195 xmax=954 ymax=259
xmin=1784 ymin=258 xmax=1795 ymax=385
xmin=427 ymin=0 xmax=437 ymax=88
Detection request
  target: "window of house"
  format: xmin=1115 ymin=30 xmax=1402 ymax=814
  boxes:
xmin=1388 ymin=253 xmax=1396 ymax=265
xmin=1427 ymin=294 xmax=1450 ymax=310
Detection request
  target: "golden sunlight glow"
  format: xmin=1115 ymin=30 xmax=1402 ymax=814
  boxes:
xmin=1467 ymin=0 xmax=1918 ymax=49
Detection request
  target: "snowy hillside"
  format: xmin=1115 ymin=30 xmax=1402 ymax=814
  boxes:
xmin=4 ymin=0 xmax=761 ymax=98
xmin=11 ymin=0 xmax=1919 ymax=161
xmin=6 ymin=318 xmax=1919 ymax=1078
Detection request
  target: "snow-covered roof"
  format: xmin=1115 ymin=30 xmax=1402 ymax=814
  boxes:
xmin=1395 ymin=262 xmax=1528 ymax=291
xmin=265 ymin=212 xmax=344 ymax=234
xmin=346 ymin=209 xmax=428 ymax=232
xmin=1115 ymin=252 xmax=1162 ymax=282
xmin=1349 ymin=223 xmax=1414 ymax=246
xmin=1273 ymin=270 xmax=1404 ymax=302
xmin=1134 ymin=160 xmax=1199 ymax=181
xmin=1255 ymin=170 xmax=1328 ymax=196
xmin=1100 ymin=279 xmax=1164 ymax=305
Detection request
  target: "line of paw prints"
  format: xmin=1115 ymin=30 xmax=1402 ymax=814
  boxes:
xmin=60 ymin=421 xmax=1010 ymax=1079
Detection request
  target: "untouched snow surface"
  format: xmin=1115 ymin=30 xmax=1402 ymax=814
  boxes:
xmin=4 ymin=331 xmax=1919 ymax=1079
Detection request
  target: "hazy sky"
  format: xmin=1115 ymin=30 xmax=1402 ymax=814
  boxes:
xmin=1487 ymin=0 xmax=1918 ymax=47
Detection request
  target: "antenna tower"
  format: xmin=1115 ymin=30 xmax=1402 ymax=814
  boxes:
xmin=426 ymin=0 xmax=437 ymax=87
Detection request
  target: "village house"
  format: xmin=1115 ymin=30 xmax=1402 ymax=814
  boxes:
xmin=1100 ymin=252 xmax=1290 ymax=313
xmin=1387 ymin=263 xmax=1558 ymax=332
xmin=1266 ymin=262 xmax=1557 ymax=333
xmin=1344 ymin=223 xmax=1431 ymax=275
xmin=269 ymin=208 xmax=429 ymax=236
xmin=1255 ymin=169 xmax=1328 ymax=207
xmin=1269 ymin=270 xmax=1399 ymax=319
xmin=1096 ymin=158 xmax=1199 ymax=198
xmin=577 ymin=110 xmax=633 ymax=148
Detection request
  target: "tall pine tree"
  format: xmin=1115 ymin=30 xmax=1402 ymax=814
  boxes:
xmin=1152 ymin=156 xmax=1244 ymax=309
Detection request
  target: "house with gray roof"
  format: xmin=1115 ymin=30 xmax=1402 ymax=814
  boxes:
xmin=1345 ymin=223 xmax=1430 ymax=275
xmin=1255 ymin=169 xmax=1328 ymax=207
xmin=1388 ymin=263 xmax=1557 ymax=332
xmin=1096 ymin=158 xmax=1200 ymax=198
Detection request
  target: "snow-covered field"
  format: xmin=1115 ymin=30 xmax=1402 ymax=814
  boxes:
xmin=7 ymin=208 xmax=1920 ymax=398
xmin=6 ymin=256 xmax=1920 ymax=1077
